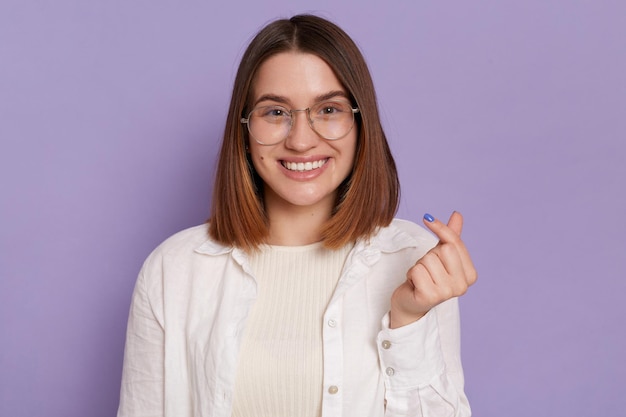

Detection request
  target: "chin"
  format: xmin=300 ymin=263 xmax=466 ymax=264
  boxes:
xmin=272 ymin=188 xmax=336 ymax=210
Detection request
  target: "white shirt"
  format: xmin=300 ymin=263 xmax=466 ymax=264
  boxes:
xmin=117 ymin=218 xmax=471 ymax=417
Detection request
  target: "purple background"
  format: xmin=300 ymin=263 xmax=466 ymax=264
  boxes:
xmin=1 ymin=1 xmax=624 ymax=416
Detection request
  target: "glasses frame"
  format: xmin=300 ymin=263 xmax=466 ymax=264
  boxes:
xmin=240 ymin=100 xmax=360 ymax=146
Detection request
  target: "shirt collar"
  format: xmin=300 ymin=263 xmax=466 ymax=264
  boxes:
xmin=194 ymin=220 xmax=422 ymax=257
xmin=369 ymin=221 xmax=421 ymax=253
xmin=194 ymin=238 xmax=233 ymax=256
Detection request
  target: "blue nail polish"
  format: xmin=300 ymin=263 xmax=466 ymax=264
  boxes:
xmin=424 ymin=213 xmax=435 ymax=222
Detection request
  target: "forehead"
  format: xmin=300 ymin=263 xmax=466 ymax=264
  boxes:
xmin=251 ymin=52 xmax=346 ymax=104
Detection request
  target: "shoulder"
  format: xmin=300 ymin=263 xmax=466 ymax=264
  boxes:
xmin=136 ymin=223 xmax=232 ymax=291
xmin=140 ymin=223 xmax=220 ymax=272
xmin=150 ymin=224 xmax=212 ymax=257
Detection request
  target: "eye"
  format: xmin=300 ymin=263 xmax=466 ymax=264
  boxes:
xmin=266 ymin=108 xmax=285 ymax=117
xmin=313 ymin=101 xmax=350 ymax=118
xmin=255 ymin=106 xmax=290 ymax=122
xmin=321 ymin=104 xmax=341 ymax=114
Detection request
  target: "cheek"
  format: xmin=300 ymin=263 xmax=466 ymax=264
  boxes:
xmin=249 ymin=149 xmax=270 ymax=175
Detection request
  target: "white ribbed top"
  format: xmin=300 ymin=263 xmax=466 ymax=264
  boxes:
xmin=231 ymin=242 xmax=352 ymax=417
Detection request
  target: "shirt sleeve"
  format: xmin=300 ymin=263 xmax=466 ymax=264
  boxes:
xmin=117 ymin=264 xmax=165 ymax=417
xmin=377 ymin=297 xmax=471 ymax=417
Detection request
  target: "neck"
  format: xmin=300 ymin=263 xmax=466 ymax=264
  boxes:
xmin=264 ymin=194 xmax=335 ymax=246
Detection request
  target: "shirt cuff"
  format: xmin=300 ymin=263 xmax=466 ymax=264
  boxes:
xmin=376 ymin=309 xmax=445 ymax=389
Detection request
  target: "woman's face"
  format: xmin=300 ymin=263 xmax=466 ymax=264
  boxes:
xmin=247 ymin=52 xmax=357 ymax=215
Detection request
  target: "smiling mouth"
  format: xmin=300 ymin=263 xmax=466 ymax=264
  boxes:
xmin=281 ymin=158 xmax=328 ymax=172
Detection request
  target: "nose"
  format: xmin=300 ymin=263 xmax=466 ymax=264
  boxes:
xmin=283 ymin=109 xmax=321 ymax=152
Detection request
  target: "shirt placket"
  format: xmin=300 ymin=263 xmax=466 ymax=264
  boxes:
xmin=321 ymin=296 xmax=344 ymax=416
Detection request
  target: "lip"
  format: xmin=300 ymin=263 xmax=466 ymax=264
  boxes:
xmin=278 ymin=156 xmax=330 ymax=180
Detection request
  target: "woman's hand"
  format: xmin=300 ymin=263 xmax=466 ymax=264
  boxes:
xmin=390 ymin=211 xmax=477 ymax=329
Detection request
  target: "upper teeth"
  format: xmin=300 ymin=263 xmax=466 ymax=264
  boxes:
xmin=282 ymin=159 xmax=327 ymax=172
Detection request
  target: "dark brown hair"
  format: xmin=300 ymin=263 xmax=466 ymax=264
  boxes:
xmin=209 ymin=14 xmax=399 ymax=251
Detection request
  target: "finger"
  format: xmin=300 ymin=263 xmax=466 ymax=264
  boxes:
xmin=410 ymin=252 xmax=461 ymax=306
xmin=439 ymin=239 xmax=478 ymax=287
xmin=407 ymin=262 xmax=435 ymax=289
xmin=422 ymin=211 xmax=463 ymax=243
xmin=428 ymin=246 xmax=472 ymax=298
xmin=406 ymin=262 xmax=444 ymax=307
xmin=418 ymin=251 xmax=450 ymax=286
xmin=432 ymin=243 xmax=465 ymax=280
xmin=446 ymin=211 xmax=463 ymax=236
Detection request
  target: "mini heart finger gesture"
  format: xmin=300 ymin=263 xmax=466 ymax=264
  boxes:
xmin=390 ymin=211 xmax=478 ymax=328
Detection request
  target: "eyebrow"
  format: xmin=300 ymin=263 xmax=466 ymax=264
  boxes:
xmin=253 ymin=90 xmax=349 ymax=107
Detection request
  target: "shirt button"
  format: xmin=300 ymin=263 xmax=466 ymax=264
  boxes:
xmin=327 ymin=319 xmax=337 ymax=328
xmin=386 ymin=367 xmax=395 ymax=376
xmin=381 ymin=340 xmax=391 ymax=349
xmin=328 ymin=385 xmax=339 ymax=394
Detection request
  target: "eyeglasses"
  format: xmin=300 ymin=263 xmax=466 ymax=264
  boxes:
xmin=241 ymin=100 xmax=360 ymax=145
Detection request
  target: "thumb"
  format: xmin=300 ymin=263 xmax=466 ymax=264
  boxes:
xmin=422 ymin=211 xmax=463 ymax=242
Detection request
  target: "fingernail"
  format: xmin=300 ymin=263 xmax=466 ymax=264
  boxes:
xmin=424 ymin=213 xmax=435 ymax=222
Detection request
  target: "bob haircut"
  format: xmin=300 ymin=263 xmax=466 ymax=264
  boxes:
xmin=209 ymin=14 xmax=399 ymax=251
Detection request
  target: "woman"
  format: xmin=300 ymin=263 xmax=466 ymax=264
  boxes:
xmin=118 ymin=14 xmax=477 ymax=417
